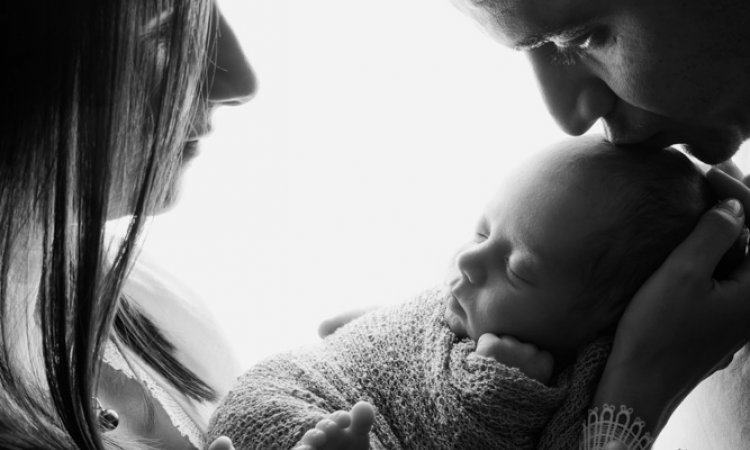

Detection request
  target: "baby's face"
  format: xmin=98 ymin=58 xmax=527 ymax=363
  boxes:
xmin=444 ymin=150 xmax=615 ymax=361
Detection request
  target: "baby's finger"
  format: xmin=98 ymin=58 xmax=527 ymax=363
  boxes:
xmin=349 ymin=401 xmax=375 ymax=435
xmin=297 ymin=428 xmax=327 ymax=447
xmin=475 ymin=333 xmax=506 ymax=360
xmin=476 ymin=334 xmax=527 ymax=361
xmin=523 ymin=348 xmax=554 ymax=384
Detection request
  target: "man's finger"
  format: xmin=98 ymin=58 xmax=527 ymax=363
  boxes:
xmin=666 ymin=199 xmax=745 ymax=276
xmin=713 ymin=160 xmax=744 ymax=181
xmin=707 ymin=168 xmax=750 ymax=218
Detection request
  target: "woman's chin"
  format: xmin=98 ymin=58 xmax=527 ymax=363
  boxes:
xmin=106 ymin=175 xmax=185 ymax=219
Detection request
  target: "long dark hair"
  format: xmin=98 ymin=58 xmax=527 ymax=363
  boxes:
xmin=0 ymin=0 xmax=217 ymax=448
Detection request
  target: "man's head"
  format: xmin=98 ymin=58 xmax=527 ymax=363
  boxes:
xmin=453 ymin=0 xmax=750 ymax=164
xmin=444 ymin=136 xmax=713 ymax=363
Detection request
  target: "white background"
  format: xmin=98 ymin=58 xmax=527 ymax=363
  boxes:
xmin=140 ymin=0 xmax=750 ymax=373
xmin=140 ymin=0 xmax=571 ymax=368
xmin=133 ymin=1 xmax=750 ymax=447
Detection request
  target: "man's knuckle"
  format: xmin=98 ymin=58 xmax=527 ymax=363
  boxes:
xmin=664 ymin=261 xmax=702 ymax=285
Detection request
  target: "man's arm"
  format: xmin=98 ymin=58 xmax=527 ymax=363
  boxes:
xmin=594 ymin=168 xmax=750 ymax=435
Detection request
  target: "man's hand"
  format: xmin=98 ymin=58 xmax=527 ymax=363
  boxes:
xmin=595 ymin=169 xmax=750 ymax=434
xmin=475 ymin=333 xmax=554 ymax=384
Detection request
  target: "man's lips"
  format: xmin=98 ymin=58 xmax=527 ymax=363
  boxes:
xmin=606 ymin=128 xmax=672 ymax=148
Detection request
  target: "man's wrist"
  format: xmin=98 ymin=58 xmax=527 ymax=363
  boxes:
xmin=592 ymin=349 xmax=685 ymax=435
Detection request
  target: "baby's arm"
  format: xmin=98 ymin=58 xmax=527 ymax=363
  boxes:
xmin=475 ymin=333 xmax=554 ymax=384
xmin=292 ymin=402 xmax=375 ymax=450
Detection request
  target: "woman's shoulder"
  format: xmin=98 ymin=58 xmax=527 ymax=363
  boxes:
xmin=122 ymin=251 xmax=244 ymax=395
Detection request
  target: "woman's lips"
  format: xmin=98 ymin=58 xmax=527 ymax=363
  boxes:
xmin=182 ymin=140 xmax=200 ymax=160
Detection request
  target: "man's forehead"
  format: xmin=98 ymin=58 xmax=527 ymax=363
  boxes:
xmin=461 ymin=0 xmax=594 ymax=48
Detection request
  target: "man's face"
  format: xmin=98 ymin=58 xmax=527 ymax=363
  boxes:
xmin=455 ymin=0 xmax=750 ymax=164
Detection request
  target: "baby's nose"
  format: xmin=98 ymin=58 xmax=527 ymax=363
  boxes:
xmin=456 ymin=247 xmax=487 ymax=285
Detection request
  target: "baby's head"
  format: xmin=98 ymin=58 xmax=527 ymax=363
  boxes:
xmin=444 ymin=135 xmax=714 ymax=363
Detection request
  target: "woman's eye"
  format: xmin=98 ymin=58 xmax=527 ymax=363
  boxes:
xmin=475 ymin=232 xmax=489 ymax=242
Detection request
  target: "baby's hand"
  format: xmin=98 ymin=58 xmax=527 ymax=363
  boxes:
xmin=292 ymin=401 xmax=375 ymax=450
xmin=475 ymin=333 xmax=554 ymax=384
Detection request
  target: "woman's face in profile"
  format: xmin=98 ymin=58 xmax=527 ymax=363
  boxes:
xmin=454 ymin=0 xmax=750 ymax=164
xmin=114 ymin=6 xmax=257 ymax=217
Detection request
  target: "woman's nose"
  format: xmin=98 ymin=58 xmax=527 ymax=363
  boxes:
xmin=456 ymin=245 xmax=487 ymax=286
xmin=208 ymin=12 xmax=256 ymax=105
xmin=527 ymin=49 xmax=616 ymax=136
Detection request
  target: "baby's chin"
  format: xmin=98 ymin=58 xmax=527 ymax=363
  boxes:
xmin=443 ymin=298 xmax=469 ymax=338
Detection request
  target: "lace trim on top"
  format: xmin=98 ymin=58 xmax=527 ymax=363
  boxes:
xmin=581 ymin=404 xmax=655 ymax=450
xmin=102 ymin=342 xmax=205 ymax=449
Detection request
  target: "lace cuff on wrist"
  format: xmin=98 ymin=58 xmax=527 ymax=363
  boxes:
xmin=580 ymin=404 xmax=655 ymax=450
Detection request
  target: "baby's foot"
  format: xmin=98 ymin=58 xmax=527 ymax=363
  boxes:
xmin=475 ymin=333 xmax=554 ymax=384
xmin=293 ymin=401 xmax=375 ymax=450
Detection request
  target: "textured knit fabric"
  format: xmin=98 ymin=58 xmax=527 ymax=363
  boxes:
xmin=209 ymin=287 xmax=610 ymax=450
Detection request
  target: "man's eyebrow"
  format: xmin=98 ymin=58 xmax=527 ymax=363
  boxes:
xmin=512 ymin=34 xmax=550 ymax=51
xmin=511 ymin=24 xmax=592 ymax=51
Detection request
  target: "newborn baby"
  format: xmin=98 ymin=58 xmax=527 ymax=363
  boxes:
xmin=209 ymin=136 xmax=717 ymax=450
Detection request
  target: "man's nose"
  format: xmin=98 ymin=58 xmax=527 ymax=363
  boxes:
xmin=456 ymin=245 xmax=488 ymax=286
xmin=208 ymin=12 xmax=257 ymax=105
xmin=527 ymin=48 xmax=615 ymax=136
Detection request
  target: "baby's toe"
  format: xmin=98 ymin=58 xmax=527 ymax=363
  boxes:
xmin=327 ymin=410 xmax=352 ymax=428
xmin=316 ymin=418 xmax=345 ymax=442
xmin=348 ymin=401 xmax=375 ymax=435
xmin=298 ymin=428 xmax=327 ymax=447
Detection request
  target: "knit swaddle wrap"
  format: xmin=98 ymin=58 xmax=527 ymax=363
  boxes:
xmin=209 ymin=288 xmax=610 ymax=449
